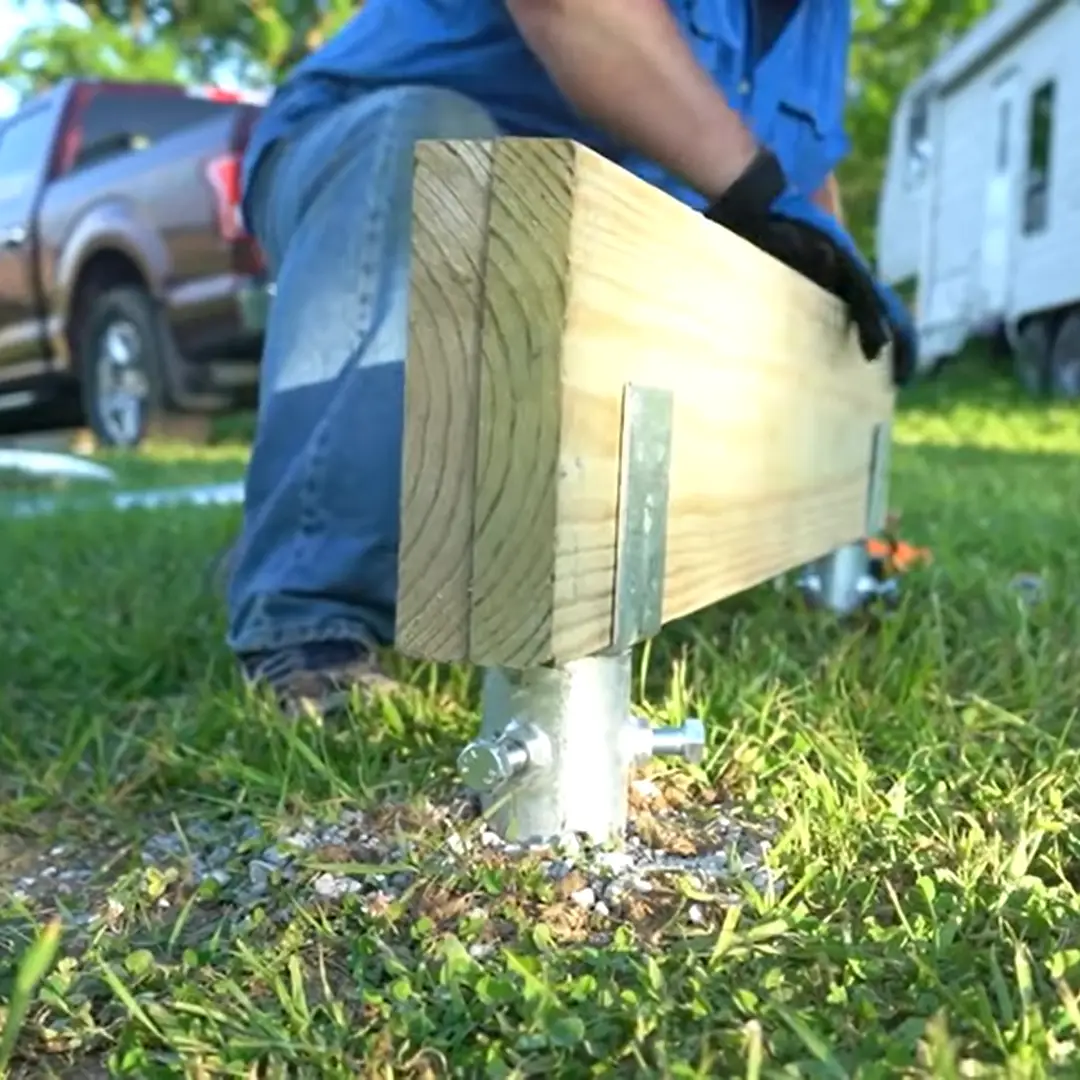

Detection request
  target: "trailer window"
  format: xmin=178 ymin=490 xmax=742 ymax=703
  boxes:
xmin=1023 ymin=80 xmax=1054 ymax=234
xmin=995 ymin=100 xmax=1010 ymax=172
xmin=905 ymin=93 xmax=931 ymax=186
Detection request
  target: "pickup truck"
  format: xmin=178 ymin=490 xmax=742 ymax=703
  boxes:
xmin=0 ymin=78 xmax=272 ymax=446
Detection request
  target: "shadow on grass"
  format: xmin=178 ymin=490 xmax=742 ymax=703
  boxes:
xmin=901 ymin=345 xmax=1080 ymax=457
xmin=902 ymin=348 xmax=1019 ymax=414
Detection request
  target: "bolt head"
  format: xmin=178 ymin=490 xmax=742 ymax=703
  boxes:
xmin=458 ymin=741 xmax=513 ymax=792
xmin=855 ymin=573 xmax=882 ymax=597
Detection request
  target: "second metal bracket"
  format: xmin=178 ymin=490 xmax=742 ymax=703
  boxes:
xmin=865 ymin=420 xmax=891 ymax=536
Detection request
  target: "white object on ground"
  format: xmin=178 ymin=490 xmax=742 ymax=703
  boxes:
xmin=7 ymin=480 xmax=245 ymax=518
xmin=0 ymin=448 xmax=118 ymax=484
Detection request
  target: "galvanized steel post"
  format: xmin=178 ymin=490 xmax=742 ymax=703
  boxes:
xmin=457 ymin=385 xmax=705 ymax=844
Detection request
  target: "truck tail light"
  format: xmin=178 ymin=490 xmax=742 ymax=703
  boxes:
xmin=205 ymin=152 xmax=265 ymax=274
xmin=205 ymin=153 xmax=245 ymax=241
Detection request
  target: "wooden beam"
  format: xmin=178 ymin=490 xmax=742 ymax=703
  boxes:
xmin=396 ymin=141 xmax=495 ymax=660
xmin=397 ymin=138 xmax=894 ymax=668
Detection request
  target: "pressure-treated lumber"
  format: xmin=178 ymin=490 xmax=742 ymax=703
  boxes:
xmin=397 ymin=138 xmax=894 ymax=669
xmin=396 ymin=141 xmax=495 ymax=661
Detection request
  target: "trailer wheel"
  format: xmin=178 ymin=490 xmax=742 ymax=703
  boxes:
xmin=1048 ymin=311 xmax=1080 ymax=400
xmin=1014 ymin=318 xmax=1052 ymax=397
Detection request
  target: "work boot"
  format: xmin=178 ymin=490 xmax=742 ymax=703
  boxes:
xmin=240 ymin=640 xmax=400 ymax=719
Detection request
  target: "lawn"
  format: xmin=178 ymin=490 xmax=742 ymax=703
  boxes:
xmin=3 ymin=357 xmax=1080 ymax=1077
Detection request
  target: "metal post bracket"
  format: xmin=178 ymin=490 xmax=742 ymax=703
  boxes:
xmin=610 ymin=384 xmax=673 ymax=652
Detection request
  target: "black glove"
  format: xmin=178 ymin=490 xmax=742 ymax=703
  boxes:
xmin=704 ymin=149 xmax=915 ymax=386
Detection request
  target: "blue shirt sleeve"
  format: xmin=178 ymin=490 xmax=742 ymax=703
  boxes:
xmin=818 ymin=1 xmax=853 ymax=174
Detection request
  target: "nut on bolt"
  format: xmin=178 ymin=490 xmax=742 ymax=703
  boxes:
xmin=628 ymin=714 xmax=708 ymax=765
xmin=652 ymin=716 xmax=706 ymax=764
xmin=674 ymin=717 xmax=706 ymax=764
xmin=656 ymin=721 xmax=708 ymax=764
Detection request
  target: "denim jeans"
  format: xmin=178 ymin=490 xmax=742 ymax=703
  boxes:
xmin=227 ymin=87 xmax=500 ymax=655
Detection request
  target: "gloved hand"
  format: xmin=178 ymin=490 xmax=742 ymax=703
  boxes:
xmin=704 ymin=148 xmax=917 ymax=386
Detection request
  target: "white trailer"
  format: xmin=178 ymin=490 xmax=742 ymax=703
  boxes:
xmin=875 ymin=73 xmax=934 ymax=292
xmin=876 ymin=0 xmax=1080 ymax=393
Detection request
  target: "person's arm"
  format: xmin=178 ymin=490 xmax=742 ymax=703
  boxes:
xmin=504 ymin=0 xmax=758 ymax=200
xmin=811 ymin=173 xmax=844 ymax=222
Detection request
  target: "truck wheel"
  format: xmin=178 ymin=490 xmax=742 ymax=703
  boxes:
xmin=77 ymin=286 xmax=165 ymax=448
xmin=1049 ymin=311 xmax=1080 ymax=400
xmin=1014 ymin=318 xmax=1052 ymax=397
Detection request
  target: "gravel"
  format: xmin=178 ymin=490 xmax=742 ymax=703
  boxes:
xmin=4 ymin=777 xmax=783 ymax=936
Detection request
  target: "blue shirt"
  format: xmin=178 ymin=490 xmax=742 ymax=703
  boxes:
xmin=244 ymin=0 xmax=851 ymax=216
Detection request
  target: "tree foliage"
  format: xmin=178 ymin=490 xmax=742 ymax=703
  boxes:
xmin=0 ymin=0 xmax=357 ymax=91
xmin=842 ymin=0 xmax=994 ymax=250
xmin=1 ymin=0 xmax=997 ymax=252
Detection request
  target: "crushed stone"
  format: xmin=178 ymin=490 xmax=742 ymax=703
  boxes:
xmin=4 ymin=775 xmax=783 ymax=940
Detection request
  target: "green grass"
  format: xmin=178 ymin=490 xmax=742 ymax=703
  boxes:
xmin=4 ymin=357 xmax=1080 ymax=1076
xmin=0 ymin=438 xmax=250 ymax=491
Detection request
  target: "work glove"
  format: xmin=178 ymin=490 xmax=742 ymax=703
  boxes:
xmin=704 ymin=148 xmax=916 ymax=387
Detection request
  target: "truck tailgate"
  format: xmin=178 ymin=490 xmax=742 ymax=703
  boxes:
xmin=37 ymin=104 xmax=262 ymax=312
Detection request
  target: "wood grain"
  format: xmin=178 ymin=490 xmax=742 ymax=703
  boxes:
xmin=396 ymin=139 xmax=894 ymax=668
xmin=396 ymin=140 xmax=495 ymax=661
xmin=468 ymin=141 xmax=576 ymax=664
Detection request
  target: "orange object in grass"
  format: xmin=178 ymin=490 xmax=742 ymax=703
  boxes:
xmin=866 ymin=536 xmax=932 ymax=575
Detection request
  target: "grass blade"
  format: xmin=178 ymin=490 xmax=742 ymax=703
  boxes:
xmin=0 ymin=917 xmax=62 ymax=1074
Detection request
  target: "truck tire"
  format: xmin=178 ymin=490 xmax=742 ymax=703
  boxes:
xmin=1048 ymin=310 xmax=1080 ymax=400
xmin=1014 ymin=318 xmax=1052 ymax=397
xmin=77 ymin=286 xmax=166 ymax=448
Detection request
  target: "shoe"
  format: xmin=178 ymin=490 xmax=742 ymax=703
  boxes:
xmin=240 ymin=640 xmax=399 ymax=718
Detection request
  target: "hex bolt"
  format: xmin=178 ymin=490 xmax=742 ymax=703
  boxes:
xmin=458 ymin=738 xmax=529 ymax=792
xmin=457 ymin=719 xmax=553 ymax=794
xmin=799 ymin=568 xmax=895 ymax=610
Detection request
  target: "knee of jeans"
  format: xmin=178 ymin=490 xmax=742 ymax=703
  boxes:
xmin=340 ymin=85 xmax=502 ymax=145
xmin=253 ymin=86 xmax=501 ymax=286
